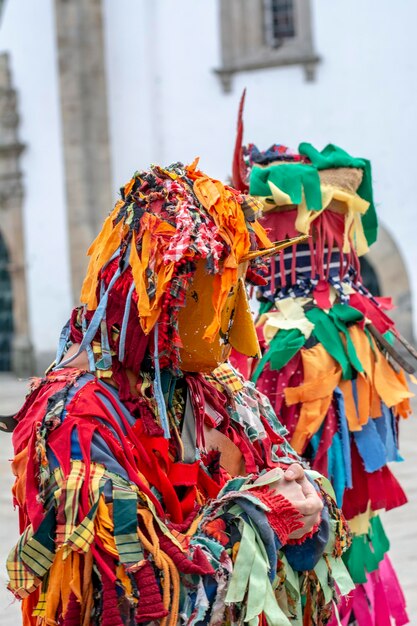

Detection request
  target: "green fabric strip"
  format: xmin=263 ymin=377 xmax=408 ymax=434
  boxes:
xmin=263 ymin=582 xmax=292 ymax=626
xmin=252 ymin=328 xmax=305 ymax=384
xmin=314 ymin=558 xmax=334 ymax=605
xmin=305 ymin=308 xmax=352 ymax=379
xmin=369 ymin=515 xmax=390 ymax=557
xmin=343 ymin=535 xmax=371 ymax=583
xmin=326 ymin=556 xmax=355 ymax=596
xmin=343 ymin=515 xmax=390 ymax=584
xmin=249 ymin=163 xmax=322 ymax=211
xmin=305 ymin=305 xmax=364 ymax=379
xmin=329 ymin=304 xmax=364 ymax=374
xmin=225 ymin=521 xmax=257 ymax=603
xmin=383 ymin=330 xmax=395 ymax=346
xmin=259 ymin=300 xmax=275 ymax=316
xmin=245 ymin=538 xmax=269 ymax=621
xmin=281 ymin=554 xmax=302 ymax=623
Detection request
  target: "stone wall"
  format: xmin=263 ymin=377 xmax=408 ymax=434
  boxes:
xmin=54 ymin=0 xmax=113 ymax=303
xmin=0 ymin=53 xmax=34 ymax=376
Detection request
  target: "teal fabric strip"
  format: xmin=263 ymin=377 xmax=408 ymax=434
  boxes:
xmin=113 ymin=484 xmax=144 ymax=564
xmin=190 ymin=535 xmax=224 ymax=561
xmin=20 ymin=508 xmax=56 ymax=578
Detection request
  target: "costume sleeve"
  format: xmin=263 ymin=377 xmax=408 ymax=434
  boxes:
xmin=6 ymin=441 xmax=307 ymax=626
xmin=7 ymin=372 xmax=353 ymax=626
xmin=7 ymin=457 xmax=322 ymax=624
xmin=7 ymin=450 xmax=352 ymax=626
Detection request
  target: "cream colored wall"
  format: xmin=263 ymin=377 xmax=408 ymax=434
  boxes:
xmin=103 ymin=0 xmax=417 ymax=337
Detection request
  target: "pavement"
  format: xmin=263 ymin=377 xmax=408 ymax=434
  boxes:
xmin=0 ymin=373 xmax=416 ymax=625
xmin=381 ymin=412 xmax=417 ymax=623
xmin=0 ymin=375 xmax=27 ymax=626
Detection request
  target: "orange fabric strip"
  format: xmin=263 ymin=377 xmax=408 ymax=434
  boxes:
xmin=355 ymin=373 xmax=372 ymax=426
xmin=286 ymin=345 xmax=342 ymax=452
xmin=372 ymin=338 xmax=414 ymax=407
xmin=338 ymin=379 xmax=361 ymax=431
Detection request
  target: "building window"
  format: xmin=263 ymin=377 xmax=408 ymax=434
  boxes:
xmin=264 ymin=0 xmax=295 ymax=48
xmin=216 ymin=0 xmax=320 ymax=92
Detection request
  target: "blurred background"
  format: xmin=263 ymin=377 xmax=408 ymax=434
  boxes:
xmin=0 ymin=0 xmax=416 ymax=623
xmin=1 ymin=0 xmax=417 ymax=375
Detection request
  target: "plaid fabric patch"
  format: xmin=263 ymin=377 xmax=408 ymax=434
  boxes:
xmin=207 ymin=363 xmax=244 ymax=394
xmin=32 ymin=587 xmax=47 ymax=617
xmin=240 ymin=195 xmax=263 ymax=222
xmin=7 ymin=505 xmax=56 ymax=598
xmin=7 ymin=526 xmax=41 ymax=598
xmin=65 ymin=463 xmax=106 ymax=555
xmin=55 ymin=460 xmax=86 ymax=547
xmin=113 ymin=482 xmax=144 ymax=565
xmin=65 ymin=508 xmax=96 ymax=556
xmin=7 ymin=461 xmax=146 ymax=598
xmin=20 ymin=508 xmax=56 ymax=579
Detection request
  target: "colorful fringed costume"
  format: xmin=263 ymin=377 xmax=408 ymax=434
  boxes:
xmin=232 ymin=126 xmax=413 ymax=625
xmin=6 ymin=162 xmax=353 ymax=626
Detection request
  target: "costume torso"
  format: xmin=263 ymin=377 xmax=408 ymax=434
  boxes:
xmin=242 ymin=142 xmax=413 ymax=624
xmin=9 ymin=364 xmax=345 ymax=625
xmin=5 ymin=161 xmax=352 ymax=626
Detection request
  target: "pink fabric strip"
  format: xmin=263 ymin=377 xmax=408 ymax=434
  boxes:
xmin=380 ymin=555 xmax=409 ymax=626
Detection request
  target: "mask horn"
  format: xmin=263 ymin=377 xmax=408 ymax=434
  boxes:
xmin=232 ymin=88 xmax=249 ymax=192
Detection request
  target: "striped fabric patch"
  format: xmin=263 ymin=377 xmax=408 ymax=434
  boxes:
xmin=55 ymin=460 xmax=85 ymax=546
xmin=207 ymin=363 xmax=244 ymax=393
xmin=7 ymin=527 xmax=40 ymax=597
xmin=32 ymin=588 xmax=47 ymax=617
xmin=20 ymin=506 xmax=56 ymax=579
xmin=65 ymin=463 xmax=106 ymax=555
xmin=113 ymin=482 xmax=144 ymax=565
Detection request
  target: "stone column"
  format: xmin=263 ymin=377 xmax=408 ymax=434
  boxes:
xmin=53 ymin=0 xmax=113 ymax=303
xmin=0 ymin=53 xmax=34 ymax=376
xmin=366 ymin=225 xmax=414 ymax=343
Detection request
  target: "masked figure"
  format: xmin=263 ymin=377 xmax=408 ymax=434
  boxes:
xmin=232 ymin=98 xmax=413 ymax=624
xmin=6 ymin=161 xmax=353 ymax=626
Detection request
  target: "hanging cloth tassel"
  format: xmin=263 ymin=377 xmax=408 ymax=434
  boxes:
xmin=95 ymin=279 xmax=113 ymax=371
xmin=55 ymin=319 xmax=71 ymax=368
xmin=54 ymin=267 xmax=122 ymax=370
xmin=153 ymin=323 xmax=171 ymax=438
xmin=118 ymin=281 xmax=136 ymax=362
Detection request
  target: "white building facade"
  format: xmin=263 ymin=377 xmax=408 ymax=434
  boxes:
xmin=1 ymin=0 xmax=416 ymax=372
